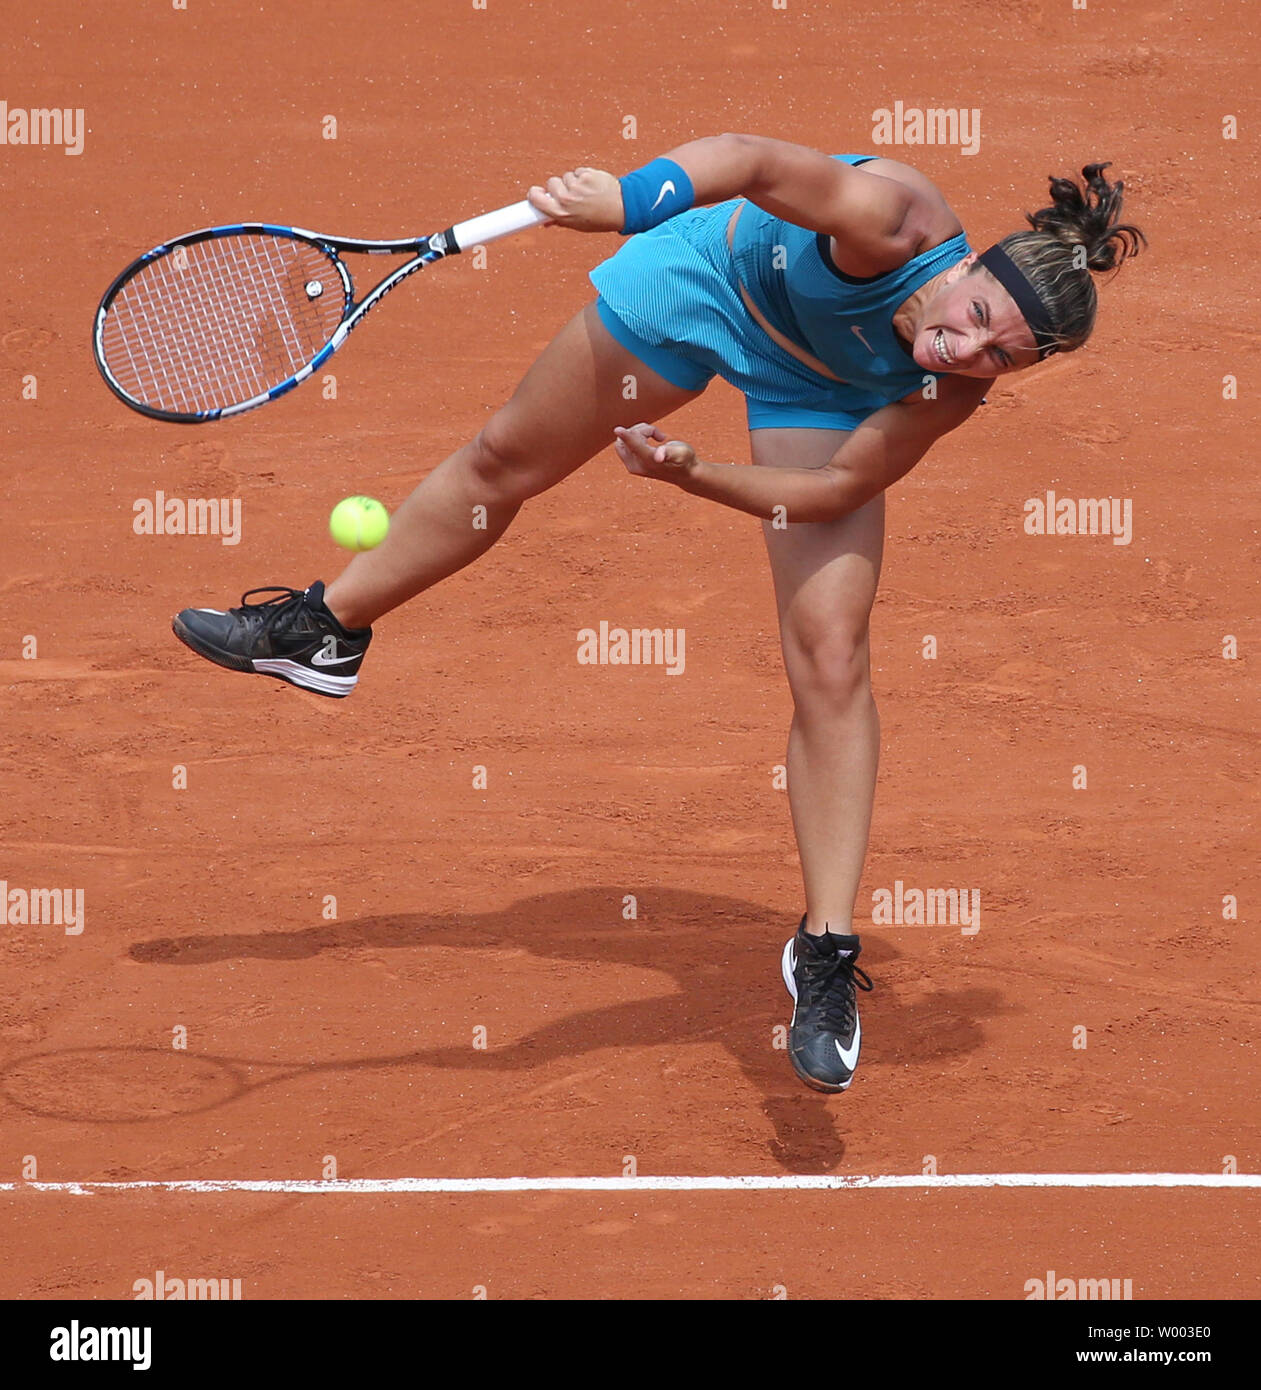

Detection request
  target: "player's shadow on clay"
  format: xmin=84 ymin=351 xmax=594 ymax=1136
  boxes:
xmin=129 ymin=886 xmax=1005 ymax=1174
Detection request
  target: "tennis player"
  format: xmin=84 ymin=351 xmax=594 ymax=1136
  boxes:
xmin=173 ymin=135 xmax=1144 ymax=1093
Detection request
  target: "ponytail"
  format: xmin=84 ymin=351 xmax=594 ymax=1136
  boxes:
xmin=980 ymin=162 xmax=1147 ymax=352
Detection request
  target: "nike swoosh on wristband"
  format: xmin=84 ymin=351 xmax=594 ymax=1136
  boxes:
xmin=310 ymin=647 xmax=358 ymax=667
xmin=649 ymin=180 xmax=676 ymax=212
xmin=834 ymin=1016 xmax=861 ymax=1071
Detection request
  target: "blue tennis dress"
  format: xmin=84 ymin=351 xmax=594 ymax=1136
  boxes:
xmin=589 ymin=154 xmax=972 ymax=431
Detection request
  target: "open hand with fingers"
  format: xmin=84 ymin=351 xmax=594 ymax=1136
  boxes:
xmin=613 ymin=423 xmax=699 ymax=485
xmin=527 ymin=168 xmax=624 ymax=232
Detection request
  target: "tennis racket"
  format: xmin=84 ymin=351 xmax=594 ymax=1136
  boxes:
xmin=92 ymin=198 xmax=549 ymax=423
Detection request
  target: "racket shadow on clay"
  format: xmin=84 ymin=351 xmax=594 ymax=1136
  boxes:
xmin=0 ymin=1043 xmax=423 ymax=1127
xmin=10 ymin=885 xmax=1014 ymax=1172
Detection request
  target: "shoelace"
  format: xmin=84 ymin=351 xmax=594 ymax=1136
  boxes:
xmin=236 ymin=586 xmax=312 ymax=638
xmin=803 ymin=952 xmax=874 ymax=1034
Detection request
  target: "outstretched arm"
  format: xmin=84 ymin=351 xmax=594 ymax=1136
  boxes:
xmin=614 ymin=376 xmax=991 ymax=525
xmin=528 ymin=132 xmax=927 ymax=269
xmin=667 ymin=132 xmax=916 ymax=251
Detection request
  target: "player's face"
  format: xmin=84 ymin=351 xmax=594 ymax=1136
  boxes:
xmin=910 ymin=261 xmax=1041 ymax=377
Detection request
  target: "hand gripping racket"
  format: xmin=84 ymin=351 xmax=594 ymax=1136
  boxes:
xmin=92 ymin=198 xmax=549 ymax=422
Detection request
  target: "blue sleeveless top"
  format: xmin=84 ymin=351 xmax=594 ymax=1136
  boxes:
xmin=728 ymin=154 xmax=972 ymax=402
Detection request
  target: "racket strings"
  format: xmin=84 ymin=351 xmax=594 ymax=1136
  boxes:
xmin=99 ymin=234 xmax=345 ymax=414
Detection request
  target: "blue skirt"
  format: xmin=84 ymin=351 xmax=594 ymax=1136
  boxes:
xmin=589 ymin=199 xmax=875 ymax=432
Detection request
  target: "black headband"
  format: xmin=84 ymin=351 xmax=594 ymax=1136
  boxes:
xmin=976 ymin=245 xmax=1059 ymax=359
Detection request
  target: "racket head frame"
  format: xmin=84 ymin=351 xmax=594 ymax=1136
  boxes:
xmin=92 ymin=222 xmax=448 ymax=423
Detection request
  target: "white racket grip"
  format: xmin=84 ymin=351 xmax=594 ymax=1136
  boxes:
xmin=449 ymin=199 xmax=550 ymax=251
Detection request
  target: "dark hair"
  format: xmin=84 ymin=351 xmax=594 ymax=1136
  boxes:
xmin=979 ymin=162 xmax=1147 ymax=353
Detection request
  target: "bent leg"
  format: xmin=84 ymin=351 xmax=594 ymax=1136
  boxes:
xmin=325 ymin=302 xmax=705 ymax=629
xmin=753 ymin=427 xmax=885 ymax=936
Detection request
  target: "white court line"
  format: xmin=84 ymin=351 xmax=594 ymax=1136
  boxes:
xmin=1 ymin=1173 xmax=1256 ymax=1196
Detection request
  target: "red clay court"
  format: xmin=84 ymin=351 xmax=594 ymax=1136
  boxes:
xmin=0 ymin=0 xmax=1257 ymax=1300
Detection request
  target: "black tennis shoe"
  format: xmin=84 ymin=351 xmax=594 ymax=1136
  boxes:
xmin=172 ymin=582 xmax=371 ymax=698
xmin=781 ymin=917 xmax=873 ymax=1092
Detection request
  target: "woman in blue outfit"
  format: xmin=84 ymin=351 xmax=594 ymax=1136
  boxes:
xmin=174 ymin=135 xmax=1144 ymax=1094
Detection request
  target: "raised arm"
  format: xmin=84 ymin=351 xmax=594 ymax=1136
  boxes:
xmin=668 ymin=133 xmax=918 ymax=263
xmin=529 ymin=133 xmax=934 ymax=274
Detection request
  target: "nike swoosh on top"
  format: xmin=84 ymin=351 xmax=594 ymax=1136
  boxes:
xmin=649 ymin=180 xmax=676 ymax=212
xmin=850 ymin=324 xmax=876 ymax=354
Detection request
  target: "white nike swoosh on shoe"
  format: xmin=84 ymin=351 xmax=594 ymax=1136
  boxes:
xmin=310 ymin=647 xmax=359 ymax=667
xmin=781 ymin=939 xmax=800 ymax=1002
xmin=834 ymin=1015 xmax=861 ymax=1072
xmin=649 ymin=179 xmax=676 ymax=212
xmin=251 ymin=657 xmax=357 ymax=694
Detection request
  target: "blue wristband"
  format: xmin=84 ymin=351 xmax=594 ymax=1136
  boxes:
xmin=619 ymin=157 xmax=695 ymax=235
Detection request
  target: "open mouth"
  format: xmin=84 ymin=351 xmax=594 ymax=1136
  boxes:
xmin=931 ymin=329 xmax=954 ymax=367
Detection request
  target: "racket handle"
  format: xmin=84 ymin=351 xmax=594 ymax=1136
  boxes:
xmin=448 ymin=199 xmax=550 ymax=251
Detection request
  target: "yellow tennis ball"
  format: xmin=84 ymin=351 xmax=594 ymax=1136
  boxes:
xmin=329 ymin=495 xmax=390 ymax=551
